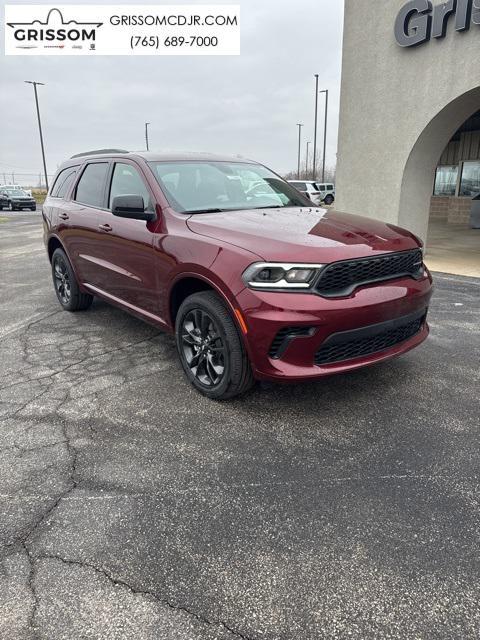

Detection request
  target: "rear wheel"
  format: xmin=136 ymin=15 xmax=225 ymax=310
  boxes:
xmin=51 ymin=248 xmax=93 ymax=312
xmin=175 ymin=291 xmax=254 ymax=400
xmin=324 ymin=194 xmax=334 ymax=205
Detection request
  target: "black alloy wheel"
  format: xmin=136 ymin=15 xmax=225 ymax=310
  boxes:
xmin=51 ymin=247 xmax=93 ymax=312
xmin=175 ymin=291 xmax=254 ymax=400
xmin=53 ymin=254 xmax=72 ymax=306
xmin=181 ymin=308 xmax=226 ymax=387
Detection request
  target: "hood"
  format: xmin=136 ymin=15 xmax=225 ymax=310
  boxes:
xmin=186 ymin=207 xmax=419 ymax=263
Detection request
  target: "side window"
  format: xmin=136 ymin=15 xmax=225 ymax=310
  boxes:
xmin=56 ymin=169 xmax=78 ymax=199
xmin=109 ymin=163 xmax=152 ymax=210
xmin=292 ymin=182 xmax=307 ymax=191
xmin=327 ymin=184 xmax=334 ymax=191
xmin=75 ymin=162 xmax=109 ymax=207
xmin=51 ymin=167 xmax=78 ymax=198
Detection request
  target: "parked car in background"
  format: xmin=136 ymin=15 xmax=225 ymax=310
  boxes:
xmin=0 ymin=188 xmax=36 ymax=211
xmin=1 ymin=184 xmax=33 ymax=197
xmin=43 ymin=149 xmax=432 ymax=400
xmin=288 ymin=181 xmax=322 ymax=205
xmin=0 ymin=192 xmax=9 ymax=210
xmin=314 ymin=182 xmax=335 ymax=205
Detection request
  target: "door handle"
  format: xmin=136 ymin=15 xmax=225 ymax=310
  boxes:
xmin=59 ymin=213 xmax=69 ymax=220
xmin=98 ymin=223 xmax=112 ymax=232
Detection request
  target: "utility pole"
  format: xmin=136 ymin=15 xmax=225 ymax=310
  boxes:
xmin=313 ymin=74 xmax=319 ymax=180
xmin=305 ymin=141 xmax=311 ymax=179
xmin=25 ymin=81 xmax=49 ymax=190
xmin=145 ymin=122 xmax=150 ymax=151
xmin=296 ymin=124 xmax=303 ymax=179
xmin=319 ymin=89 xmax=329 ymax=182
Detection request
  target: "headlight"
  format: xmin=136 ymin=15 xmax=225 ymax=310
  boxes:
xmin=242 ymin=262 xmax=325 ymax=290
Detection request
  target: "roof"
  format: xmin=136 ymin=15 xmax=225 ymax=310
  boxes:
xmin=67 ymin=150 xmax=257 ymax=164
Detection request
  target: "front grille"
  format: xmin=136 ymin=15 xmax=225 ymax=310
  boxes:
xmin=314 ymin=310 xmax=426 ymax=366
xmin=315 ymin=249 xmax=423 ymax=297
xmin=269 ymin=327 xmax=314 ymax=359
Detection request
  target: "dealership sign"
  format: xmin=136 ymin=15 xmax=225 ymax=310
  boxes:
xmin=4 ymin=5 xmax=240 ymax=55
xmin=395 ymin=0 xmax=480 ymax=47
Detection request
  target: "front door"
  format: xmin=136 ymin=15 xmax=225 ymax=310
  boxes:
xmin=91 ymin=160 xmax=159 ymax=317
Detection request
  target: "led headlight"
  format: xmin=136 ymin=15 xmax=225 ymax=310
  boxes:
xmin=242 ymin=263 xmax=325 ymax=290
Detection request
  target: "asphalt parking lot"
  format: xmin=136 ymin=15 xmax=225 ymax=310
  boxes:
xmin=1 ymin=211 xmax=479 ymax=639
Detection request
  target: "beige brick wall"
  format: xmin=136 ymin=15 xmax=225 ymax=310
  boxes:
xmin=429 ymin=196 xmax=450 ymax=220
xmin=448 ymin=197 xmax=472 ymax=224
xmin=430 ymin=196 xmax=471 ymax=224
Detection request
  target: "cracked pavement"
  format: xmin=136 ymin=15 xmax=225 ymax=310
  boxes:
xmin=0 ymin=212 xmax=479 ymax=639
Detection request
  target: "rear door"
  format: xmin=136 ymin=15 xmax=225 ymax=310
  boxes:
xmin=61 ymin=161 xmax=111 ymax=288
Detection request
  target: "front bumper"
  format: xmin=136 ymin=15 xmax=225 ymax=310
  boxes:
xmin=11 ymin=200 xmax=36 ymax=208
xmin=237 ymin=271 xmax=433 ymax=382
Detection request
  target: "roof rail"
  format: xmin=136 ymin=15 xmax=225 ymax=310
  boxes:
xmin=70 ymin=148 xmax=129 ymax=159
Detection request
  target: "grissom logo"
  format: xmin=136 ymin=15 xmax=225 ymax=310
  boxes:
xmin=7 ymin=8 xmax=103 ymax=46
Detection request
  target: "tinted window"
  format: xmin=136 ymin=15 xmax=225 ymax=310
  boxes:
xmin=434 ymin=165 xmax=457 ymax=196
xmin=51 ymin=167 xmax=78 ymax=199
xmin=327 ymin=185 xmax=334 ymax=190
xmin=291 ymin=182 xmax=307 ymax=191
xmin=459 ymin=161 xmax=480 ymax=197
xmin=75 ymin=163 xmax=109 ymax=207
xmin=109 ymin=163 xmax=152 ymax=209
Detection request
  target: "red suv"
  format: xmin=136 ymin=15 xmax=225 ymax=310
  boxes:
xmin=43 ymin=150 xmax=433 ymax=399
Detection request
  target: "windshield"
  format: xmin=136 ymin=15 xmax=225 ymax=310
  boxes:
xmin=8 ymin=189 xmax=27 ymax=197
xmin=148 ymin=161 xmax=311 ymax=213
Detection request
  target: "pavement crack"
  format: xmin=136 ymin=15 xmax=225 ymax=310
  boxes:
xmin=3 ymin=409 xmax=79 ymax=636
xmin=39 ymin=554 xmax=257 ymax=640
xmin=0 ymin=333 xmax=162 ymax=392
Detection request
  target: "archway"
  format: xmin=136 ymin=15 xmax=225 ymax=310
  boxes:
xmin=398 ymin=87 xmax=480 ymax=242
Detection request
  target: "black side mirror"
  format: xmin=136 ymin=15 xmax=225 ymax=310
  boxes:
xmin=111 ymin=195 xmax=155 ymax=221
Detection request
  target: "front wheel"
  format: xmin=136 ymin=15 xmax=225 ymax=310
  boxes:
xmin=51 ymin=248 xmax=93 ymax=311
xmin=175 ymin=291 xmax=254 ymax=400
xmin=8 ymin=203 xmax=15 ymax=211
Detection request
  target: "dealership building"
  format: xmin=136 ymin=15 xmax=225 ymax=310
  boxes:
xmin=336 ymin=0 xmax=480 ymax=245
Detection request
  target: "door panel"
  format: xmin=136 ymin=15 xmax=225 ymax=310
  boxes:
xmin=88 ymin=161 xmax=159 ymax=316
xmin=90 ymin=210 xmax=158 ymax=315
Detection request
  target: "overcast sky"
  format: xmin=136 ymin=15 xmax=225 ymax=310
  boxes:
xmin=0 ymin=0 xmax=344 ymax=183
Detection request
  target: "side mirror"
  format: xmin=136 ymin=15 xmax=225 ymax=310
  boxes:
xmin=111 ymin=195 xmax=156 ymax=221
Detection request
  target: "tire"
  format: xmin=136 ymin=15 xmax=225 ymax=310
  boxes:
xmin=31 ymin=206 xmax=37 ymax=211
xmin=175 ymin=291 xmax=255 ymax=400
xmin=8 ymin=203 xmax=15 ymax=211
xmin=324 ymin=194 xmax=334 ymax=205
xmin=51 ymin=248 xmax=93 ymax=312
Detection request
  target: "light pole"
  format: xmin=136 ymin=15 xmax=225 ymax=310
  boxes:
xmin=25 ymin=81 xmax=49 ymax=191
xmin=319 ymin=89 xmax=329 ymax=182
xmin=296 ymin=123 xmax=303 ymax=179
xmin=145 ymin=122 xmax=150 ymax=151
xmin=305 ymin=141 xmax=311 ymax=179
xmin=313 ymin=74 xmax=319 ymax=180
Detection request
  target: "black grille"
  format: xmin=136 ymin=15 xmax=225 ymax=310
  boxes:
xmin=314 ymin=310 xmax=426 ymax=366
xmin=315 ymin=249 xmax=423 ymax=297
xmin=269 ymin=327 xmax=314 ymax=359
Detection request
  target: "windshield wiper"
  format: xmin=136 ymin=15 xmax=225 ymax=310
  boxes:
xmin=184 ymin=208 xmax=225 ymax=214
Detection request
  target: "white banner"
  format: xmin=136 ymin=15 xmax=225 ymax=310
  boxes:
xmin=4 ymin=5 xmax=240 ymax=55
